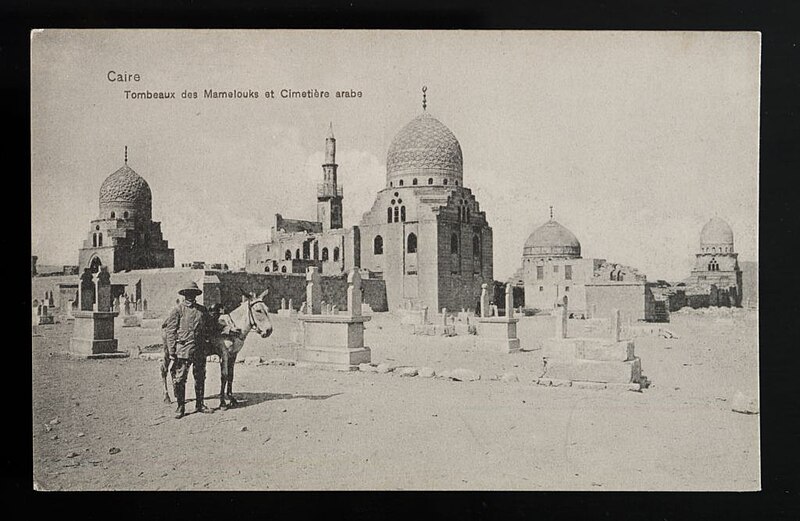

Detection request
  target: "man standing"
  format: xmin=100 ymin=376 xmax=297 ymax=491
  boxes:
xmin=163 ymin=281 xmax=215 ymax=419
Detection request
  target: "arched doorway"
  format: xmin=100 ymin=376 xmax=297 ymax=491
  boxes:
xmin=89 ymin=256 xmax=102 ymax=273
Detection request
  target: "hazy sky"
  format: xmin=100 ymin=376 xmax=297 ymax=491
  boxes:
xmin=31 ymin=30 xmax=759 ymax=281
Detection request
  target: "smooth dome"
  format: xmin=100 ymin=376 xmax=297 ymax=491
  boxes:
xmin=386 ymin=112 xmax=463 ymax=179
xmin=700 ymin=217 xmax=734 ymax=247
xmin=523 ymin=220 xmax=581 ymax=258
xmin=99 ymin=164 xmax=152 ymax=207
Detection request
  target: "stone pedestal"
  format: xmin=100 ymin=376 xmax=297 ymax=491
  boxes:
xmin=543 ymin=356 xmax=641 ymax=384
xmin=70 ymin=311 xmax=128 ymax=359
xmin=541 ymin=336 xmax=641 ymax=385
xmin=475 ymin=317 xmax=520 ymax=353
xmin=412 ymin=324 xmax=456 ymax=336
xmin=295 ymin=315 xmax=372 ymax=371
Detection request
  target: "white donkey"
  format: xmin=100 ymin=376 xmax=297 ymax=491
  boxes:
xmin=161 ymin=289 xmax=273 ymax=409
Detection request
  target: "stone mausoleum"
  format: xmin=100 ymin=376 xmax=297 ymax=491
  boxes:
xmin=246 ymin=88 xmax=493 ymax=312
xmin=245 ymin=125 xmax=361 ymax=276
xmin=682 ymin=217 xmax=743 ymax=307
xmin=357 ymin=89 xmax=494 ymax=312
xmin=521 ymin=212 xmax=663 ymax=322
xmin=77 ymin=149 xmax=174 ymax=273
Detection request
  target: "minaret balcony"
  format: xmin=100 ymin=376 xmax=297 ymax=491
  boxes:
xmin=317 ymin=184 xmax=343 ymax=198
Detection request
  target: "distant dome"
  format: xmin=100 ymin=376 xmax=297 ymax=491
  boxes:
xmin=524 ymin=220 xmax=581 ymax=258
xmin=700 ymin=217 xmax=734 ymax=252
xmin=99 ymin=164 xmax=152 ymax=208
xmin=386 ymin=112 xmax=463 ymax=182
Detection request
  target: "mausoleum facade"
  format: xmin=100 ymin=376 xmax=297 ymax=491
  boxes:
xmin=77 ymin=152 xmax=174 ymax=273
xmin=357 ymin=94 xmax=493 ymax=312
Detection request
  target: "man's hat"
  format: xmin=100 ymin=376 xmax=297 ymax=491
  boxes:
xmin=178 ymin=281 xmax=203 ymax=296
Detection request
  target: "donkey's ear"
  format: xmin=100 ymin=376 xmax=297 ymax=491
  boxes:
xmin=258 ymin=288 xmax=269 ymax=300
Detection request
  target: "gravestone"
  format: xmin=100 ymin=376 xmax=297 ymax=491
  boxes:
xmin=475 ymin=283 xmax=520 ymax=353
xmin=480 ymin=283 xmax=490 ymax=318
xmin=296 ymin=268 xmax=371 ymax=370
xmin=70 ymin=266 xmax=126 ymax=358
xmin=306 ymin=267 xmax=322 ymax=314
xmin=554 ymin=295 xmax=568 ymax=339
xmin=78 ymin=268 xmax=95 ymax=311
xmin=541 ymin=306 xmax=641 ymax=388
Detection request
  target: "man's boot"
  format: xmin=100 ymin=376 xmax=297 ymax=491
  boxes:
xmin=195 ymin=381 xmax=213 ymax=414
xmin=174 ymin=385 xmax=186 ymax=419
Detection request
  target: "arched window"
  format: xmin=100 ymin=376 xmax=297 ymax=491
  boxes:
xmin=295 ymin=248 xmax=301 ymax=260
xmin=313 ymin=242 xmax=319 ymax=260
xmin=98 ymin=233 xmax=103 ymax=247
xmin=399 ymin=180 xmax=404 ymax=186
xmin=428 ymin=178 xmax=433 ymax=185
xmin=393 ymin=207 xmax=399 ymax=223
xmin=473 ymin=235 xmax=480 ymax=255
xmin=400 ymin=206 xmax=406 ymax=222
xmin=303 ymin=242 xmax=310 ymax=260
xmin=407 ymin=233 xmax=417 ymax=253
xmin=617 ymin=272 xmax=624 ymax=281
xmin=413 ymin=178 xmax=418 ymax=185
xmin=89 ymin=256 xmax=102 ymax=273
xmin=322 ymin=247 xmax=329 ymax=261
xmin=281 ymin=266 xmax=287 ymax=273
xmin=712 ymin=247 xmax=716 ymax=253
xmin=374 ymin=235 xmax=383 ymax=255
xmin=455 ymin=181 xmax=459 ymax=186
xmin=123 ymin=211 xmax=129 ymax=219
xmin=110 ymin=211 xmax=115 ymax=219
xmin=265 ymin=266 xmax=270 ymax=273
xmin=443 ymin=179 xmax=448 ymax=185
xmin=387 ymin=207 xmax=393 ymax=223
xmin=390 ymin=182 xmax=393 ymax=187
xmin=95 ymin=225 xmax=100 ymax=231
xmin=92 ymin=234 xmax=97 ymax=247
xmin=285 ymin=250 xmax=292 ymax=260
xmin=610 ymin=270 xmax=616 ymax=281
xmin=450 ymin=233 xmax=459 ymax=254
xmin=333 ymin=247 xmax=340 ymax=262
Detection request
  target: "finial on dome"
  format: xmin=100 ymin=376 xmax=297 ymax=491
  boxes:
xmin=327 ymin=122 xmax=334 ymax=139
xmin=549 ymin=205 xmax=554 ymax=220
xmin=422 ymin=85 xmax=427 ymax=111
xmin=124 ymin=146 xmax=128 ymax=165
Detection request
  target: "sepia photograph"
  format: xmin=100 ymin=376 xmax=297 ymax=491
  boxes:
xmin=31 ymin=29 xmax=760 ymax=491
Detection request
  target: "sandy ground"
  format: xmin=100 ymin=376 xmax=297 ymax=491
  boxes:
xmin=32 ymin=309 xmax=760 ymax=491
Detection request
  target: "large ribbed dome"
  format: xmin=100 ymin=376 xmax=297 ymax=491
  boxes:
xmin=386 ymin=112 xmax=463 ymax=180
xmin=523 ymin=220 xmax=581 ymax=258
xmin=99 ymin=164 xmax=152 ymax=207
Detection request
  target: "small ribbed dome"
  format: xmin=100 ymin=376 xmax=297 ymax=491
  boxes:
xmin=386 ymin=112 xmax=463 ymax=180
xmin=700 ymin=218 xmax=734 ymax=246
xmin=99 ymin=164 xmax=152 ymax=207
xmin=523 ymin=220 xmax=581 ymax=258
xmin=700 ymin=217 xmax=734 ymax=252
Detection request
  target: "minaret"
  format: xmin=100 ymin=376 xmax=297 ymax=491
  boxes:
xmin=317 ymin=123 xmax=343 ymax=230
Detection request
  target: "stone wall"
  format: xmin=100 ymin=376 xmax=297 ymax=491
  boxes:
xmin=32 ymin=267 xmax=388 ymax=320
xmin=585 ymin=282 xmax=651 ymax=322
xmin=214 ymin=271 xmax=387 ymax=314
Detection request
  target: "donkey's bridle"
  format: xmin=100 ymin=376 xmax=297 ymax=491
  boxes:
xmin=225 ymin=299 xmax=269 ymax=338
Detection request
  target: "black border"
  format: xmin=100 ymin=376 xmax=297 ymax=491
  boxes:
xmin=10 ymin=0 xmax=799 ymax=519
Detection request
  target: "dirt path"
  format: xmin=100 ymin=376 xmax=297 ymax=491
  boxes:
xmin=32 ymin=311 xmax=760 ymax=490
